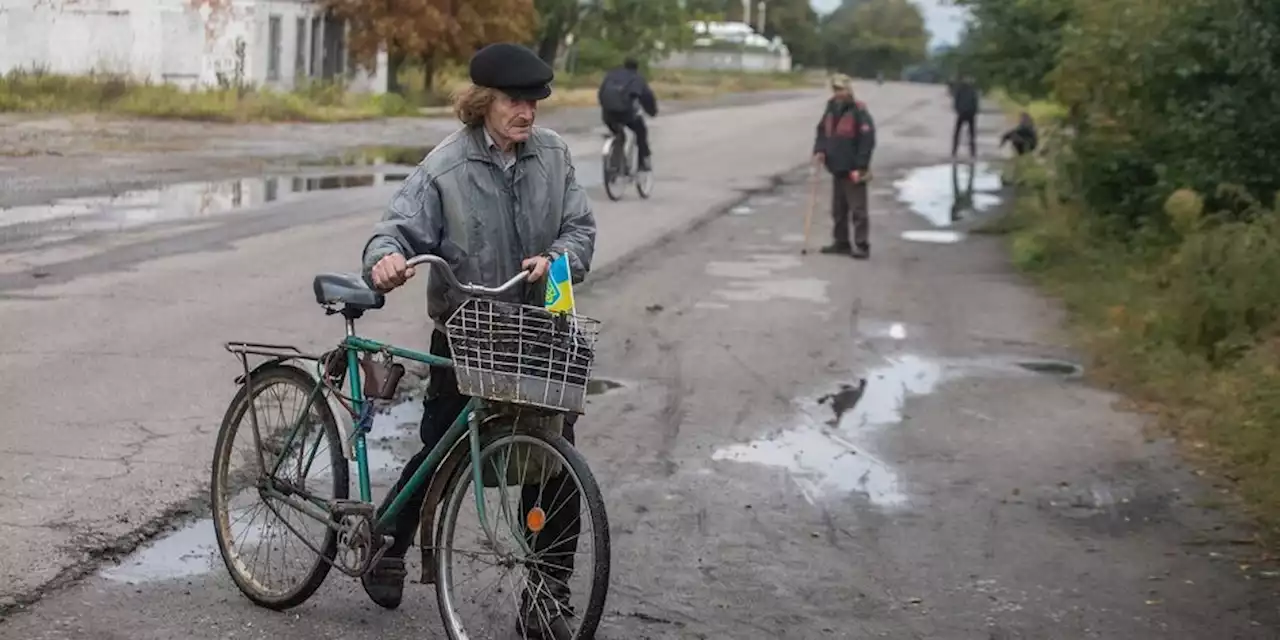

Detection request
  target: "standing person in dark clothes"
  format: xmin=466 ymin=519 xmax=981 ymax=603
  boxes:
xmin=951 ymin=73 xmax=979 ymax=158
xmin=1000 ymin=111 xmax=1038 ymax=156
xmin=812 ymin=74 xmax=877 ymax=260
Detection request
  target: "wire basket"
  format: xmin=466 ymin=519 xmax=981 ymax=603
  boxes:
xmin=444 ymin=298 xmax=601 ymax=414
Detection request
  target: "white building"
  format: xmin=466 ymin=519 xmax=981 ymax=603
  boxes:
xmin=655 ymin=20 xmax=792 ymax=73
xmin=0 ymin=0 xmax=387 ymax=93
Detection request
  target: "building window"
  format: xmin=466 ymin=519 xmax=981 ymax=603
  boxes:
xmin=267 ymin=15 xmax=282 ymax=81
xmin=294 ymin=17 xmax=308 ymax=81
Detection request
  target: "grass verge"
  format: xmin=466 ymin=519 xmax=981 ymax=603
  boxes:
xmin=0 ymin=69 xmax=417 ymax=122
xmin=992 ymin=99 xmax=1280 ymax=543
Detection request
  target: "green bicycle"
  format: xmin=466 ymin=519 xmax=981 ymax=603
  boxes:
xmin=210 ymin=254 xmax=611 ymax=639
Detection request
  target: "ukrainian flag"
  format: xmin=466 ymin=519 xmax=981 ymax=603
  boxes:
xmin=544 ymin=253 xmax=575 ymax=314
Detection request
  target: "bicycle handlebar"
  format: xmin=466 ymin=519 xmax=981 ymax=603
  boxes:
xmin=403 ymin=254 xmax=532 ymax=296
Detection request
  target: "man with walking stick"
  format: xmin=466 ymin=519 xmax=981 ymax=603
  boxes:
xmin=812 ymin=74 xmax=877 ymax=259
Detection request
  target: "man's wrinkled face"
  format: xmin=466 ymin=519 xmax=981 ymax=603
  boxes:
xmin=487 ymin=92 xmax=538 ymax=145
xmin=832 ymin=87 xmax=853 ymax=102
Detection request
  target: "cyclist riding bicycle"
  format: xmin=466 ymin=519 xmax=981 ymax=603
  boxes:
xmin=597 ymin=57 xmax=658 ymax=171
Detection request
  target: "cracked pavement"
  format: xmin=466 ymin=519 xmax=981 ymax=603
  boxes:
xmin=2 ymin=81 xmax=1278 ymax=639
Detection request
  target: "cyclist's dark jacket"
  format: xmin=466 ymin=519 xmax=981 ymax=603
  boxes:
xmin=812 ymin=98 xmax=876 ymax=175
xmin=598 ymin=67 xmax=658 ymax=118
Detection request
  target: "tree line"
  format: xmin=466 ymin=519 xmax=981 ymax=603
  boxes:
xmin=318 ymin=0 xmax=933 ymax=91
xmin=952 ymin=0 xmax=1280 ymax=224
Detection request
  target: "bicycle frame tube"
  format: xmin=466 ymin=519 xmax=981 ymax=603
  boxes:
xmin=342 ymin=335 xmax=453 ymax=502
xmin=374 ymin=397 xmax=481 ymax=530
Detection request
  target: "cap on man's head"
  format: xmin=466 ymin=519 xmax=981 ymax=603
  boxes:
xmin=469 ymin=43 xmax=555 ymax=101
xmin=830 ymin=74 xmax=853 ymax=93
xmin=624 ymin=57 xmax=639 ymax=71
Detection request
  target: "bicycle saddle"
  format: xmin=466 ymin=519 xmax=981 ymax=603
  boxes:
xmin=313 ymin=273 xmax=385 ymax=311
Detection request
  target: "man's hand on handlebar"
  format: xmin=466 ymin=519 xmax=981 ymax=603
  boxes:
xmin=522 ymin=254 xmax=552 ymax=282
xmin=371 ymin=253 xmax=415 ymax=292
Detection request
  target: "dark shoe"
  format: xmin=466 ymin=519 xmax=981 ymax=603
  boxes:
xmin=639 ymin=156 xmax=652 ymax=172
xmin=517 ymin=590 xmax=575 ymax=640
xmin=851 ymin=246 xmax=870 ymax=260
xmin=820 ymin=243 xmax=852 ymax=255
xmin=361 ymin=556 xmax=407 ymax=610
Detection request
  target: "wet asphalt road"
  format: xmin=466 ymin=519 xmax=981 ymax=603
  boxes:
xmin=5 ymin=160 xmax=1280 ymax=638
xmin=3 ymin=86 xmax=1280 ymax=638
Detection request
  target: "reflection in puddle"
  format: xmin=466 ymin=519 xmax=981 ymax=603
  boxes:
xmin=730 ymin=205 xmax=754 ymax=216
xmin=0 ymin=171 xmax=410 ymax=245
xmin=713 ymin=354 xmax=948 ymax=506
xmin=894 ymin=161 xmax=1002 ymax=227
xmin=367 ymin=399 xmax=423 ymax=473
xmin=301 ymin=145 xmax=433 ymax=167
xmin=901 ymin=230 xmax=966 ymax=244
xmin=707 ymin=253 xmax=828 ymax=303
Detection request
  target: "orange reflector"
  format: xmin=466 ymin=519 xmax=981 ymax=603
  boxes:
xmin=526 ymin=507 xmax=547 ymax=533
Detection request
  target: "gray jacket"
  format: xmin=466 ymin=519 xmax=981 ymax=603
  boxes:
xmin=361 ymin=125 xmax=597 ymax=328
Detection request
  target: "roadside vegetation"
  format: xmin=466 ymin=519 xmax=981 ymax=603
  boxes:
xmin=957 ymin=0 xmax=1280 ymax=537
xmin=0 ymin=67 xmax=416 ymax=122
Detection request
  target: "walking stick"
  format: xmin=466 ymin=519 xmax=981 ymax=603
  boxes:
xmin=801 ymin=164 xmax=820 ymax=255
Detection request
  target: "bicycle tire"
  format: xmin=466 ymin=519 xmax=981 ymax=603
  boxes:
xmin=210 ymin=364 xmax=348 ymax=610
xmin=435 ymin=428 xmax=611 ymax=640
xmin=603 ymin=137 xmax=623 ymax=202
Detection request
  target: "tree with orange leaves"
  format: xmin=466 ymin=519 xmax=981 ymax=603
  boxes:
xmin=320 ymin=0 xmax=537 ymax=93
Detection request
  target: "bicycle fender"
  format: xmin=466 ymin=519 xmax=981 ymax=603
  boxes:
xmin=417 ymin=436 xmax=472 ymax=585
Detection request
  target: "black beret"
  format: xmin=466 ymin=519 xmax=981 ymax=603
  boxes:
xmin=469 ymin=43 xmax=554 ymax=101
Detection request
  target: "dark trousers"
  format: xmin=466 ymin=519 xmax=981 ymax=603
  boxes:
xmin=952 ymin=112 xmax=976 ymax=157
xmin=603 ymin=112 xmax=650 ymax=162
xmin=832 ymin=174 xmax=870 ymax=250
xmin=376 ymin=330 xmax=581 ymax=596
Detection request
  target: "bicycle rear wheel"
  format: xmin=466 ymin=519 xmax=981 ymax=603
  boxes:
xmin=435 ymin=428 xmax=610 ymax=640
xmin=210 ymin=364 xmax=348 ymax=610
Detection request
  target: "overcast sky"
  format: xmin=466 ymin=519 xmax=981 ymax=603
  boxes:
xmin=808 ymin=0 xmax=969 ymax=48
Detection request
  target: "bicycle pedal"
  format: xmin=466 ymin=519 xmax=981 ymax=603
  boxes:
xmin=332 ymin=500 xmax=376 ymax=517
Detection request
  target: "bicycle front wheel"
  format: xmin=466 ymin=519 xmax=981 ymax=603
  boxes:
xmin=435 ymin=428 xmax=611 ymax=640
xmin=210 ymin=364 xmax=348 ymax=610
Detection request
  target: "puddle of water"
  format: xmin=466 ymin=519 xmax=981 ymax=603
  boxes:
xmin=0 ymin=171 xmax=410 ymax=244
xmin=366 ymin=398 xmax=423 ymax=473
xmin=901 ymin=230 xmax=967 ymax=244
xmin=100 ymin=517 xmax=224 ymax=583
xmin=894 ymin=161 xmax=1002 ymax=227
xmin=695 ymin=301 xmax=731 ymax=310
xmin=780 ymin=233 xmax=805 ymax=243
xmin=587 ymin=378 xmax=624 ymax=396
xmin=301 ymin=145 xmax=433 ymax=167
xmin=858 ymin=319 xmax=909 ymax=341
xmin=712 ymin=354 xmax=949 ymax=507
xmin=730 ymin=205 xmax=754 ymax=216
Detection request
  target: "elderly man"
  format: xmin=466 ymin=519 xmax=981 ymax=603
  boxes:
xmin=358 ymin=42 xmax=596 ymax=636
xmin=812 ymin=74 xmax=877 ymax=259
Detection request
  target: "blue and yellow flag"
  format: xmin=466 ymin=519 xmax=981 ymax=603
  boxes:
xmin=544 ymin=253 xmax=575 ymax=314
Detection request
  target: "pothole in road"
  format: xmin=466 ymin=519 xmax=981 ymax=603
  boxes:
xmin=1016 ymin=359 xmax=1084 ymax=378
xmin=587 ymin=378 xmax=625 ymax=396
